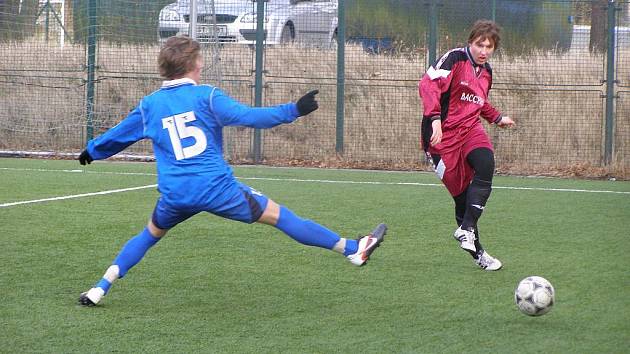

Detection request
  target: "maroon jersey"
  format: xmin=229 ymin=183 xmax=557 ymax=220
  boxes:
xmin=418 ymin=47 xmax=501 ymax=154
xmin=418 ymin=47 xmax=502 ymax=196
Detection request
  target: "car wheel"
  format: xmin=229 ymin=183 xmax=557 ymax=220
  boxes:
xmin=280 ymin=24 xmax=294 ymax=44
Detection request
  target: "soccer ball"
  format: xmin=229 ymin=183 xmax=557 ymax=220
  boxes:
xmin=514 ymin=276 xmax=555 ymax=316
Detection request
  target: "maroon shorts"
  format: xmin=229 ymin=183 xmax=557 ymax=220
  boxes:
xmin=428 ymin=125 xmax=493 ymax=196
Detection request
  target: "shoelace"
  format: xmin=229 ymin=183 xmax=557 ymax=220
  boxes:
xmin=477 ymin=254 xmax=492 ymax=268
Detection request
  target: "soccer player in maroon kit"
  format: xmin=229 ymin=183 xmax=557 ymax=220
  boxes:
xmin=419 ymin=20 xmax=515 ymax=270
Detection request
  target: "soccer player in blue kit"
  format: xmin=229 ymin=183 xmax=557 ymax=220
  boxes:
xmin=78 ymin=36 xmax=387 ymax=306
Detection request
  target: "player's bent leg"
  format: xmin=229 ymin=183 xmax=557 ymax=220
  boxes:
xmin=238 ymin=188 xmax=348 ymax=252
xmin=113 ymin=223 xmax=164 ymax=278
xmin=79 ymin=222 xmax=166 ymax=306
xmin=261 ymin=200 xmax=342 ymax=249
xmin=258 ymin=200 xmax=386 ymax=265
xmin=461 ymin=148 xmax=494 ymax=231
xmin=462 ymin=148 xmax=501 ymax=269
xmin=434 ymin=152 xmax=480 ymax=258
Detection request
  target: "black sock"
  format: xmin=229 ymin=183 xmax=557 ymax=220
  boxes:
xmin=454 ymin=192 xmax=480 ymax=259
xmin=461 ymin=177 xmax=492 ymax=231
xmin=458 ymin=148 xmax=495 ymax=259
xmin=473 ymin=228 xmax=484 ymax=258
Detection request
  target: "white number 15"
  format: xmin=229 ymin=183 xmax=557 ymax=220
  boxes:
xmin=162 ymin=111 xmax=207 ymax=160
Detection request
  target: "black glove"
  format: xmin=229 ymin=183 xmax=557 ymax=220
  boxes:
xmin=296 ymin=90 xmax=319 ymax=117
xmin=78 ymin=150 xmax=93 ymax=165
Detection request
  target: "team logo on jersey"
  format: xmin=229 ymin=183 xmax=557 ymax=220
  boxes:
xmin=460 ymin=92 xmax=484 ymax=106
xmin=460 ymin=80 xmax=469 ymax=86
xmin=249 ymin=187 xmax=264 ymax=196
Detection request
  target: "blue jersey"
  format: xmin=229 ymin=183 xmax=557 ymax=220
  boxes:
xmin=87 ymin=78 xmax=300 ymax=209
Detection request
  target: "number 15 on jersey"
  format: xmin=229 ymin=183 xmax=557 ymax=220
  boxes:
xmin=162 ymin=111 xmax=208 ymax=160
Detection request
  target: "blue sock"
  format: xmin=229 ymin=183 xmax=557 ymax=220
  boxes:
xmin=343 ymin=239 xmax=358 ymax=256
xmin=275 ymin=206 xmax=340 ymax=249
xmin=113 ymin=227 xmax=161 ymax=278
xmin=96 ymin=278 xmax=112 ymax=294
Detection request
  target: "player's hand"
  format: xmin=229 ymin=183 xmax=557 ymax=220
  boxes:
xmin=296 ymin=90 xmax=319 ymax=116
xmin=78 ymin=150 xmax=93 ymax=165
xmin=497 ymin=116 xmax=515 ymax=128
xmin=430 ymin=119 xmax=443 ymax=146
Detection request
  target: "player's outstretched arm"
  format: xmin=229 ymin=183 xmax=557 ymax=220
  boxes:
xmin=211 ymin=89 xmax=319 ymax=129
xmin=79 ymin=106 xmax=145 ymax=165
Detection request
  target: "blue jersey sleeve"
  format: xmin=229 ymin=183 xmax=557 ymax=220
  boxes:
xmin=86 ymin=106 xmax=145 ymax=160
xmin=209 ymin=88 xmax=300 ymax=128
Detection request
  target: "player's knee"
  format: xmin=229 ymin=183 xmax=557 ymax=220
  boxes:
xmin=468 ymin=179 xmax=492 ymax=205
xmin=257 ymin=200 xmax=281 ymax=225
xmin=468 ymin=148 xmax=495 ymax=182
xmin=147 ymin=220 xmax=168 ymax=238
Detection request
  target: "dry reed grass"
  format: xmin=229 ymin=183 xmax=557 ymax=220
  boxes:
xmin=0 ymin=39 xmax=628 ymax=179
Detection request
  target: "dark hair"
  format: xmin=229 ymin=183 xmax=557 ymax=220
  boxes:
xmin=468 ymin=20 xmax=501 ymax=50
xmin=158 ymin=36 xmax=201 ymax=79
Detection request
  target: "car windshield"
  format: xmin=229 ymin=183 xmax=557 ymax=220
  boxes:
xmin=176 ymin=0 xmax=253 ymax=15
xmin=266 ymin=0 xmax=291 ymax=4
xmin=247 ymin=0 xmax=292 ymax=5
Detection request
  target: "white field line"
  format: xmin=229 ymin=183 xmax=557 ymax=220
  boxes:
xmin=0 ymin=184 xmax=157 ymax=208
xmin=0 ymin=167 xmax=628 ymax=209
xmin=241 ymin=177 xmax=630 ymax=194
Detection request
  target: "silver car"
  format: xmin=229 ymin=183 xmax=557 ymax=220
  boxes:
xmin=158 ymin=0 xmax=338 ymax=46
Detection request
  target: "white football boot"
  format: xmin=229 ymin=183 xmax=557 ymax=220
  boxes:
xmin=79 ymin=287 xmax=105 ymax=306
xmin=346 ymin=223 xmax=387 ymax=266
xmin=453 ymin=226 xmax=476 ymax=252
xmin=475 ymin=251 xmax=503 ymax=271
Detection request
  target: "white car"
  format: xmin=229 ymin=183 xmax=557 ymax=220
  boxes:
xmin=158 ymin=0 xmax=338 ymax=47
xmin=158 ymin=2 xmax=189 ymax=40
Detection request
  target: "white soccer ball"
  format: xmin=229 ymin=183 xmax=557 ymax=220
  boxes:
xmin=514 ymin=276 xmax=555 ymax=316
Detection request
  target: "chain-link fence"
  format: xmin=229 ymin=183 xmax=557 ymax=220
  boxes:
xmin=616 ymin=1 xmax=630 ymax=172
xmin=0 ymin=0 xmax=628 ymax=177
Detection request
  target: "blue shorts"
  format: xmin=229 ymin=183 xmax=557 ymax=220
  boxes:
xmin=151 ymin=182 xmax=269 ymax=230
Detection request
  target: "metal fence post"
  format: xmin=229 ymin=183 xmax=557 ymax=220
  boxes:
xmin=253 ymin=0 xmax=265 ymax=164
xmin=335 ymin=0 xmax=345 ymax=153
xmin=604 ymin=0 xmax=618 ymax=165
xmin=190 ymin=0 xmax=198 ymax=40
xmin=85 ymin=0 xmax=97 ymax=141
xmin=427 ymin=0 xmax=438 ymax=67
xmin=45 ymin=0 xmax=50 ymax=41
